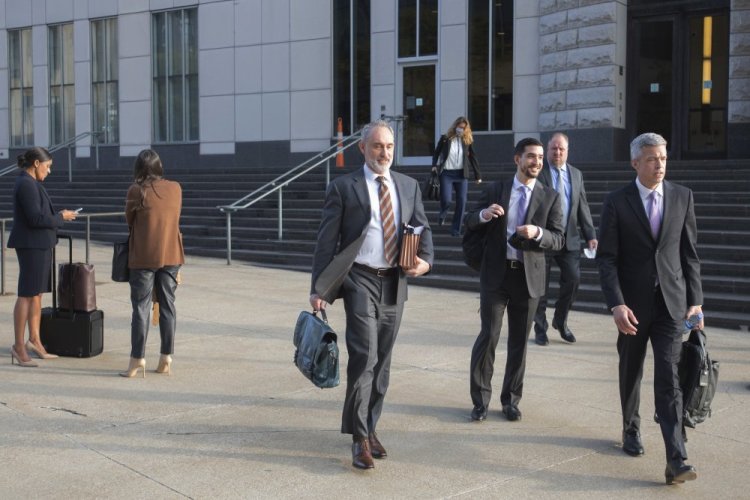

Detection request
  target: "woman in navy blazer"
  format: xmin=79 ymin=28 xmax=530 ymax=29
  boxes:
xmin=8 ymin=147 xmax=77 ymax=367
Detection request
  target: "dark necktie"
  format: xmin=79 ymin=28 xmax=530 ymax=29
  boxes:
xmin=377 ymin=176 xmax=398 ymax=267
xmin=648 ymin=191 xmax=661 ymax=239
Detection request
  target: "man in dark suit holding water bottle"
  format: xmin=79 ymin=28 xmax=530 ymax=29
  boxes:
xmin=597 ymin=132 xmax=704 ymax=485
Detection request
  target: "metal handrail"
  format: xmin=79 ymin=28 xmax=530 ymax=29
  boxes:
xmin=0 ymin=130 xmax=104 ymax=180
xmin=0 ymin=211 xmax=125 ymax=295
xmin=217 ymin=129 xmax=364 ymax=264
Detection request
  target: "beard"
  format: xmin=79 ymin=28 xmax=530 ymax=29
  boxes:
xmin=366 ymin=157 xmax=392 ymax=174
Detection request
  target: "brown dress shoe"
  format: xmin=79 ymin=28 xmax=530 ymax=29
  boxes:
xmin=352 ymin=437 xmax=374 ymax=469
xmin=369 ymin=433 xmax=387 ymax=459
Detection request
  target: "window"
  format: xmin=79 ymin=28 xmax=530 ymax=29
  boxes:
xmin=8 ymin=28 xmax=33 ymax=147
xmin=49 ymin=23 xmax=76 ymax=145
xmin=152 ymin=8 xmax=199 ymax=143
xmin=91 ymin=18 xmax=119 ymax=144
xmin=398 ymin=0 xmax=438 ymax=58
xmin=468 ymin=0 xmax=513 ymax=131
xmin=333 ymin=0 xmax=371 ymax=135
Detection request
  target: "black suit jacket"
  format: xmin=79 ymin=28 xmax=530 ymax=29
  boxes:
xmin=596 ymin=180 xmax=703 ymax=320
xmin=537 ymin=162 xmax=596 ymax=251
xmin=432 ymin=135 xmax=481 ymax=181
xmin=466 ymin=178 xmax=565 ymax=297
xmin=7 ymin=171 xmax=63 ymax=249
xmin=311 ymin=167 xmax=434 ymax=304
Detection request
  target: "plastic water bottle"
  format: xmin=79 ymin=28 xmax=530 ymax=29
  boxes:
xmin=684 ymin=312 xmax=704 ymax=333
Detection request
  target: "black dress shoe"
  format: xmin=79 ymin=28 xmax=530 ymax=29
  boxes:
xmin=368 ymin=432 xmax=387 ymax=459
xmin=502 ymin=405 xmax=522 ymax=421
xmin=552 ymin=322 xmax=576 ymax=343
xmin=665 ymin=460 xmax=697 ymax=485
xmin=438 ymin=213 xmax=446 ymax=226
xmin=534 ymin=323 xmax=549 ymax=345
xmin=471 ymin=405 xmax=487 ymax=421
xmin=352 ymin=437 xmax=374 ymax=469
xmin=622 ymin=430 xmax=645 ymax=457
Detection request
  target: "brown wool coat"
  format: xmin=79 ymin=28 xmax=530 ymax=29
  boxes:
xmin=125 ymin=178 xmax=185 ymax=269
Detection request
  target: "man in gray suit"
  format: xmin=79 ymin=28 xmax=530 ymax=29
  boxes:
xmin=465 ymin=137 xmax=564 ymax=422
xmin=534 ymin=132 xmax=597 ymax=345
xmin=597 ymin=132 xmax=703 ymax=485
xmin=309 ymin=120 xmax=433 ymax=470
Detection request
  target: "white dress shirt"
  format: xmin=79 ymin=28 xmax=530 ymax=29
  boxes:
xmin=355 ymin=165 xmax=401 ymax=268
xmin=635 ymin=177 xmax=664 ymax=221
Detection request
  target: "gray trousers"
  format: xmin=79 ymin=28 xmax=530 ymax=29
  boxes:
xmin=340 ymin=267 xmax=403 ymax=437
xmin=129 ymin=266 xmax=180 ymax=359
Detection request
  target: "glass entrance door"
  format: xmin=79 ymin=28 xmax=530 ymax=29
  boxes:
xmin=629 ymin=11 xmax=728 ymax=158
xmin=400 ymin=64 xmax=435 ymax=165
xmin=632 ymin=20 xmax=675 ymax=148
xmin=686 ymin=14 xmax=728 ymax=156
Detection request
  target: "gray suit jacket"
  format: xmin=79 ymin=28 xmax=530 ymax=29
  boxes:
xmin=311 ymin=167 xmax=434 ymax=304
xmin=466 ymin=178 xmax=565 ymax=298
xmin=537 ymin=162 xmax=595 ymax=251
xmin=596 ymin=180 xmax=703 ymax=320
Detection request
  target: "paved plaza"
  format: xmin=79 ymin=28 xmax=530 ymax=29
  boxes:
xmin=1 ymin=241 xmax=748 ymax=499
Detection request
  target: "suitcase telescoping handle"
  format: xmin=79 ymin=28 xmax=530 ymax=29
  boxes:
xmin=51 ymin=234 xmax=74 ymax=316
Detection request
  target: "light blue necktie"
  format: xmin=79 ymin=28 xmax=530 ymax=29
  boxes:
xmin=556 ymin=167 xmax=570 ymax=224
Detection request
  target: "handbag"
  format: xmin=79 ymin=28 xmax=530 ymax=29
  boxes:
xmin=58 ymin=262 xmax=97 ymax=312
xmin=423 ymin=171 xmax=440 ymax=201
xmin=293 ymin=309 xmax=340 ymax=389
xmin=679 ymin=329 xmax=719 ymax=427
xmin=111 ymin=238 xmax=130 ymax=282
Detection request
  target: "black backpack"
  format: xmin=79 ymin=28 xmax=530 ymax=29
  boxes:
xmin=679 ymin=330 xmax=719 ymax=428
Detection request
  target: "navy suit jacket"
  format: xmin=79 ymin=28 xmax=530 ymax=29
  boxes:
xmin=7 ymin=171 xmax=63 ymax=249
xmin=311 ymin=167 xmax=434 ymax=304
xmin=596 ymin=180 xmax=703 ymax=320
xmin=537 ymin=162 xmax=596 ymax=251
xmin=466 ymin=178 xmax=565 ymax=298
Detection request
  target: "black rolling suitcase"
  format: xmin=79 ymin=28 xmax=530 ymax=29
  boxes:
xmin=40 ymin=235 xmax=104 ymax=357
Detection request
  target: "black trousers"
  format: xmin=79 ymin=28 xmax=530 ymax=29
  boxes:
xmin=340 ymin=267 xmax=403 ymax=437
xmin=618 ymin=286 xmax=686 ymax=463
xmin=534 ymin=248 xmax=580 ymax=330
xmin=470 ymin=266 xmax=538 ymax=409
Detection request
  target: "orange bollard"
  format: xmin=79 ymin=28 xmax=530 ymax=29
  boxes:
xmin=336 ymin=117 xmax=344 ymax=167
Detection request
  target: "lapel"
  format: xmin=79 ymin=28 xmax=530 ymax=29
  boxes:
xmin=350 ymin=167 xmax=371 ymax=218
xmin=539 ymin=165 xmax=553 ymax=188
xmin=391 ymin=171 xmax=411 ymax=225
xmin=498 ymin=179 xmax=513 ymax=234
xmin=568 ymin=164 xmax=581 ymax=202
xmin=624 ymin=181 xmax=654 ymax=239
xmin=659 ymin=180 xmax=677 ymax=243
xmin=39 ymin=183 xmax=54 ymax=213
xmin=526 ymin=181 xmax=545 ymax=223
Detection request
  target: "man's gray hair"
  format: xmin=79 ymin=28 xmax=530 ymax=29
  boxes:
xmin=361 ymin=119 xmax=395 ymax=143
xmin=630 ymin=132 xmax=667 ymax=160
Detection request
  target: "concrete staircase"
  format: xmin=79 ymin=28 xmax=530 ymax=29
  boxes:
xmin=0 ymin=159 xmax=747 ymax=330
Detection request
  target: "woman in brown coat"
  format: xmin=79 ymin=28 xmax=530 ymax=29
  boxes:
xmin=120 ymin=149 xmax=184 ymax=377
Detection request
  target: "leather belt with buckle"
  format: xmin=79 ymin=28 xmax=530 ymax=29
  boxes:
xmin=353 ymin=262 xmax=398 ymax=277
xmin=507 ymin=260 xmax=524 ymax=270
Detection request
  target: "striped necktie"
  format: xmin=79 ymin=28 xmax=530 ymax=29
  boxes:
xmin=377 ymin=176 xmax=398 ymax=267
